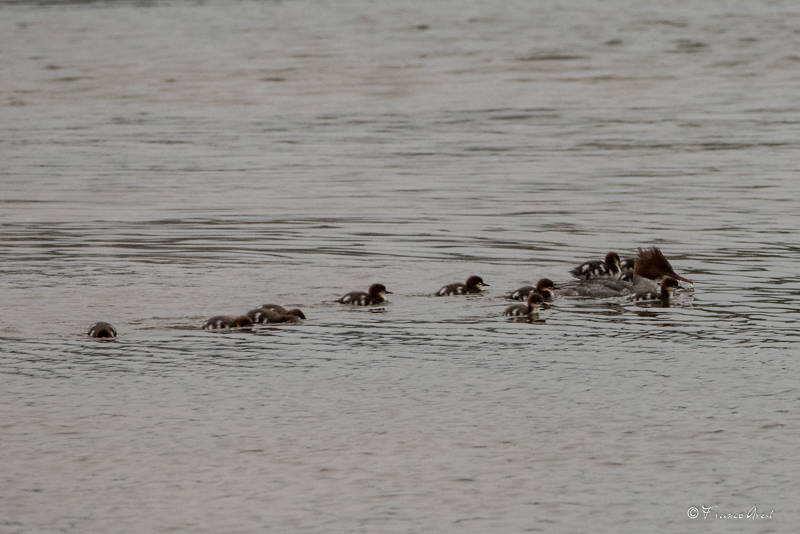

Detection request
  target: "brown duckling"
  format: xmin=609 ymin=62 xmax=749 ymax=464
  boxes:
xmin=202 ymin=315 xmax=253 ymax=331
xmin=248 ymin=306 xmax=306 ymax=324
xmin=436 ymin=275 xmax=488 ymax=296
xmin=87 ymin=321 xmax=117 ymax=339
xmin=629 ymin=276 xmax=679 ymax=304
xmin=504 ymin=292 xmax=545 ymax=317
xmin=338 ymin=283 xmax=391 ymax=306
xmin=570 ymin=252 xmax=623 ymax=280
xmin=507 ymin=278 xmax=554 ymax=301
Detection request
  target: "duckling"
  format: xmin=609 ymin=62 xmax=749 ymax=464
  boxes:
xmin=436 ymin=275 xmax=488 ymax=296
xmin=338 ymin=283 xmax=391 ymax=306
xmin=202 ymin=315 xmax=253 ymax=330
xmin=87 ymin=321 xmax=117 ymax=339
xmin=504 ymin=292 xmax=544 ymax=317
xmin=507 ymin=278 xmax=554 ymax=301
xmin=629 ymin=276 xmax=679 ymax=304
xmin=570 ymin=252 xmax=623 ymax=280
xmin=248 ymin=306 xmax=306 ymax=324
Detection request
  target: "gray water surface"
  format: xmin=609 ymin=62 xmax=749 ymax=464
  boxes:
xmin=1 ymin=1 xmax=799 ymax=532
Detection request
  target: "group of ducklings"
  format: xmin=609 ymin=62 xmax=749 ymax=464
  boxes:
xmin=202 ymin=304 xmax=307 ymax=331
xmin=87 ymin=247 xmax=691 ymax=338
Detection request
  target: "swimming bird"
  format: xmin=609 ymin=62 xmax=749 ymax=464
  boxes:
xmin=507 ymin=278 xmax=554 ymax=301
xmin=629 ymin=276 xmax=679 ymax=304
xmin=338 ymin=283 xmax=391 ymax=305
xmin=570 ymin=252 xmax=623 ymax=280
xmin=202 ymin=315 xmax=253 ymax=330
xmin=633 ymin=247 xmax=692 ymax=286
xmin=504 ymin=292 xmax=544 ymax=317
xmin=436 ymin=275 xmax=488 ymax=296
xmin=248 ymin=306 xmax=306 ymax=324
xmin=87 ymin=321 xmax=117 ymax=339
xmin=557 ymin=247 xmax=691 ymax=297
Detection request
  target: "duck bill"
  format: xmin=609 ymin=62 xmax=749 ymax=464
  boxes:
xmin=672 ymin=273 xmax=693 ymax=284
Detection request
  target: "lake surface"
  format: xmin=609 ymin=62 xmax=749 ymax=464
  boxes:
xmin=1 ymin=1 xmax=798 ymax=532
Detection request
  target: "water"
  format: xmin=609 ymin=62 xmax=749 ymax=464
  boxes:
xmin=1 ymin=1 xmax=799 ymax=532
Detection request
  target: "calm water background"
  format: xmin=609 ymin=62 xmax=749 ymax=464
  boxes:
xmin=1 ymin=0 xmax=799 ymax=532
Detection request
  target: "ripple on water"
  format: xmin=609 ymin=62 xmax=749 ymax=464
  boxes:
xmin=2 ymin=0 xmax=800 ymax=531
